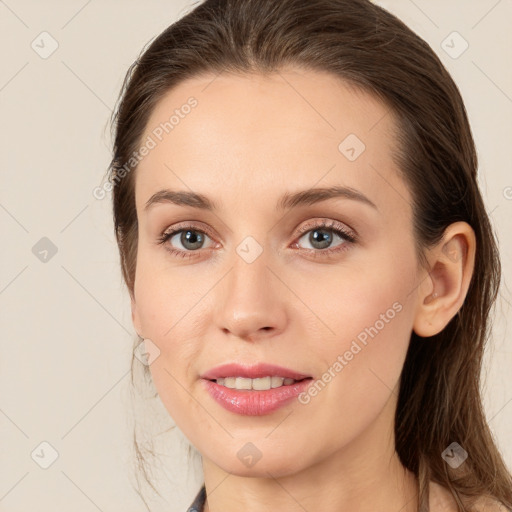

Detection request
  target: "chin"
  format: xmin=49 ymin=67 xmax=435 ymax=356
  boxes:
xmin=213 ymin=452 xmax=303 ymax=478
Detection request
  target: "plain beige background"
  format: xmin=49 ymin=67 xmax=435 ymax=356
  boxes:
xmin=1 ymin=1 xmax=511 ymax=511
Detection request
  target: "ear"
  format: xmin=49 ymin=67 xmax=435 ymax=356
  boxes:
xmin=130 ymin=292 xmax=142 ymax=337
xmin=413 ymin=221 xmax=476 ymax=338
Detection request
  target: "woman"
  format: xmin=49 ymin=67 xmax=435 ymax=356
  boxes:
xmin=107 ymin=0 xmax=512 ymax=510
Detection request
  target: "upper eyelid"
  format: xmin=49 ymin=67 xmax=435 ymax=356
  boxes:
xmin=162 ymin=221 xmax=216 ymax=240
xmin=297 ymin=219 xmax=356 ymax=237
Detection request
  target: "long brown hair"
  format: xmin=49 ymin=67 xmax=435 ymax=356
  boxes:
xmin=106 ymin=0 xmax=512 ymax=510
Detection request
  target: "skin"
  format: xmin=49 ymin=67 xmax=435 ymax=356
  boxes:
xmin=130 ymin=68 xmax=476 ymax=512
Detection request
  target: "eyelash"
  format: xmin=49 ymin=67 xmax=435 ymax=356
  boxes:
xmin=156 ymin=219 xmax=358 ymax=260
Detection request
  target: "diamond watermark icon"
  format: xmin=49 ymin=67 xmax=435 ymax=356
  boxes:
xmin=237 ymin=442 xmax=263 ymax=468
xmin=134 ymin=338 xmax=161 ymax=366
xmin=338 ymin=133 xmax=366 ymax=161
xmin=441 ymin=442 xmax=468 ymax=469
xmin=441 ymin=31 xmax=469 ymax=59
xmin=31 ymin=31 xmax=59 ymax=59
xmin=31 ymin=441 xmax=59 ymax=469
xmin=32 ymin=237 xmax=58 ymax=263
xmin=442 ymin=238 xmax=462 ymax=263
xmin=236 ymin=236 xmax=263 ymax=264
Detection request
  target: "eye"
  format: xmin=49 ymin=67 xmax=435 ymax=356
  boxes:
xmin=157 ymin=223 xmax=216 ymax=259
xmin=157 ymin=219 xmax=357 ymax=260
xmin=293 ymin=219 xmax=357 ymax=255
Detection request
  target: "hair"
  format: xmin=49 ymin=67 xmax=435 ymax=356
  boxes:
xmin=106 ymin=0 xmax=512 ymax=510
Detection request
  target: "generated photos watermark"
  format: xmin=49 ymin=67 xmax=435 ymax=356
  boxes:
xmin=93 ymin=96 xmax=198 ymax=200
xmin=298 ymin=300 xmax=403 ymax=404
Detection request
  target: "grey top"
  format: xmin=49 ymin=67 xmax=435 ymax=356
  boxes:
xmin=186 ymin=485 xmax=206 ymax=512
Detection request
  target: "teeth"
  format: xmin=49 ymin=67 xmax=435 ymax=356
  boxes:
xmin=235 ymin=377 xmax=252 ymax=390
xmin=215 ymin=376 xmax=299 ymax=390
xmin=251 ymin=376 xmax=272 ymax=390
xmin=271 ymin=376 xmax=285 ymax=388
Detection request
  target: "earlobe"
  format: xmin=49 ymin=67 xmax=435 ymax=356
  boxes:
xmin=412 ymin=222 xmax=476 ymax=338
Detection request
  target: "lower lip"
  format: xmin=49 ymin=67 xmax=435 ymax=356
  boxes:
xmin=201 ymin=378 xmax=313 ymax=416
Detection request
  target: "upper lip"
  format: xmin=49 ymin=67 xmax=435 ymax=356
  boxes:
xmin=201 ymin=363 xmax=311 ymax=381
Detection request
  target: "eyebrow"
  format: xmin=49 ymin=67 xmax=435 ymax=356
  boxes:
xmin=143 ymin=185 xmax=378 ymax=212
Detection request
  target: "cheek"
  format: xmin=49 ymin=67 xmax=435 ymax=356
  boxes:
xmin=294 ymin=249 xmax=415 ymax=350
xmin=291 ymin=249 xmax=416 ymax=408
xmin=132 ymin=251 xmax=215 ymax=419
xmin=134 ymin=248 xmax=203 ymax=336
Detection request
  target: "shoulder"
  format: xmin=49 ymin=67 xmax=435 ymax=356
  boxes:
xmin=429 ymin=481 xmax=509 ymax=512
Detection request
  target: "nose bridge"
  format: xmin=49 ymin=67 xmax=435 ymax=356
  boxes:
xmin=215 ymin=235 xmax=285 ymax=339
xmin=228 ymin=237 xmax=272 ymax=311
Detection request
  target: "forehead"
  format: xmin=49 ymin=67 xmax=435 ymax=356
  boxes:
xmin=134 ymin=68 xmax=410 ymax=216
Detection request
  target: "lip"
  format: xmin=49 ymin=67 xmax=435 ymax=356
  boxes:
xmin=201 ymin=362 xmax=311 ymax=381
xmin=201 ymin=378 xmax=313 ymax=416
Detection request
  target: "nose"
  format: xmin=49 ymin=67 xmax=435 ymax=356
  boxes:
xmin=214 ymin=248 xmax=288 ymax=343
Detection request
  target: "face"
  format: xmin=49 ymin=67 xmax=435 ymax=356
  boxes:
xmin=131 ymin=68 xmax=424 ymax=477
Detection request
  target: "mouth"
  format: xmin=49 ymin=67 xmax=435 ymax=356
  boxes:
xmin=206 ymin=376 xmax=313 ymax=391
xmin=200 ymin=361 xmax=314 ymax=416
